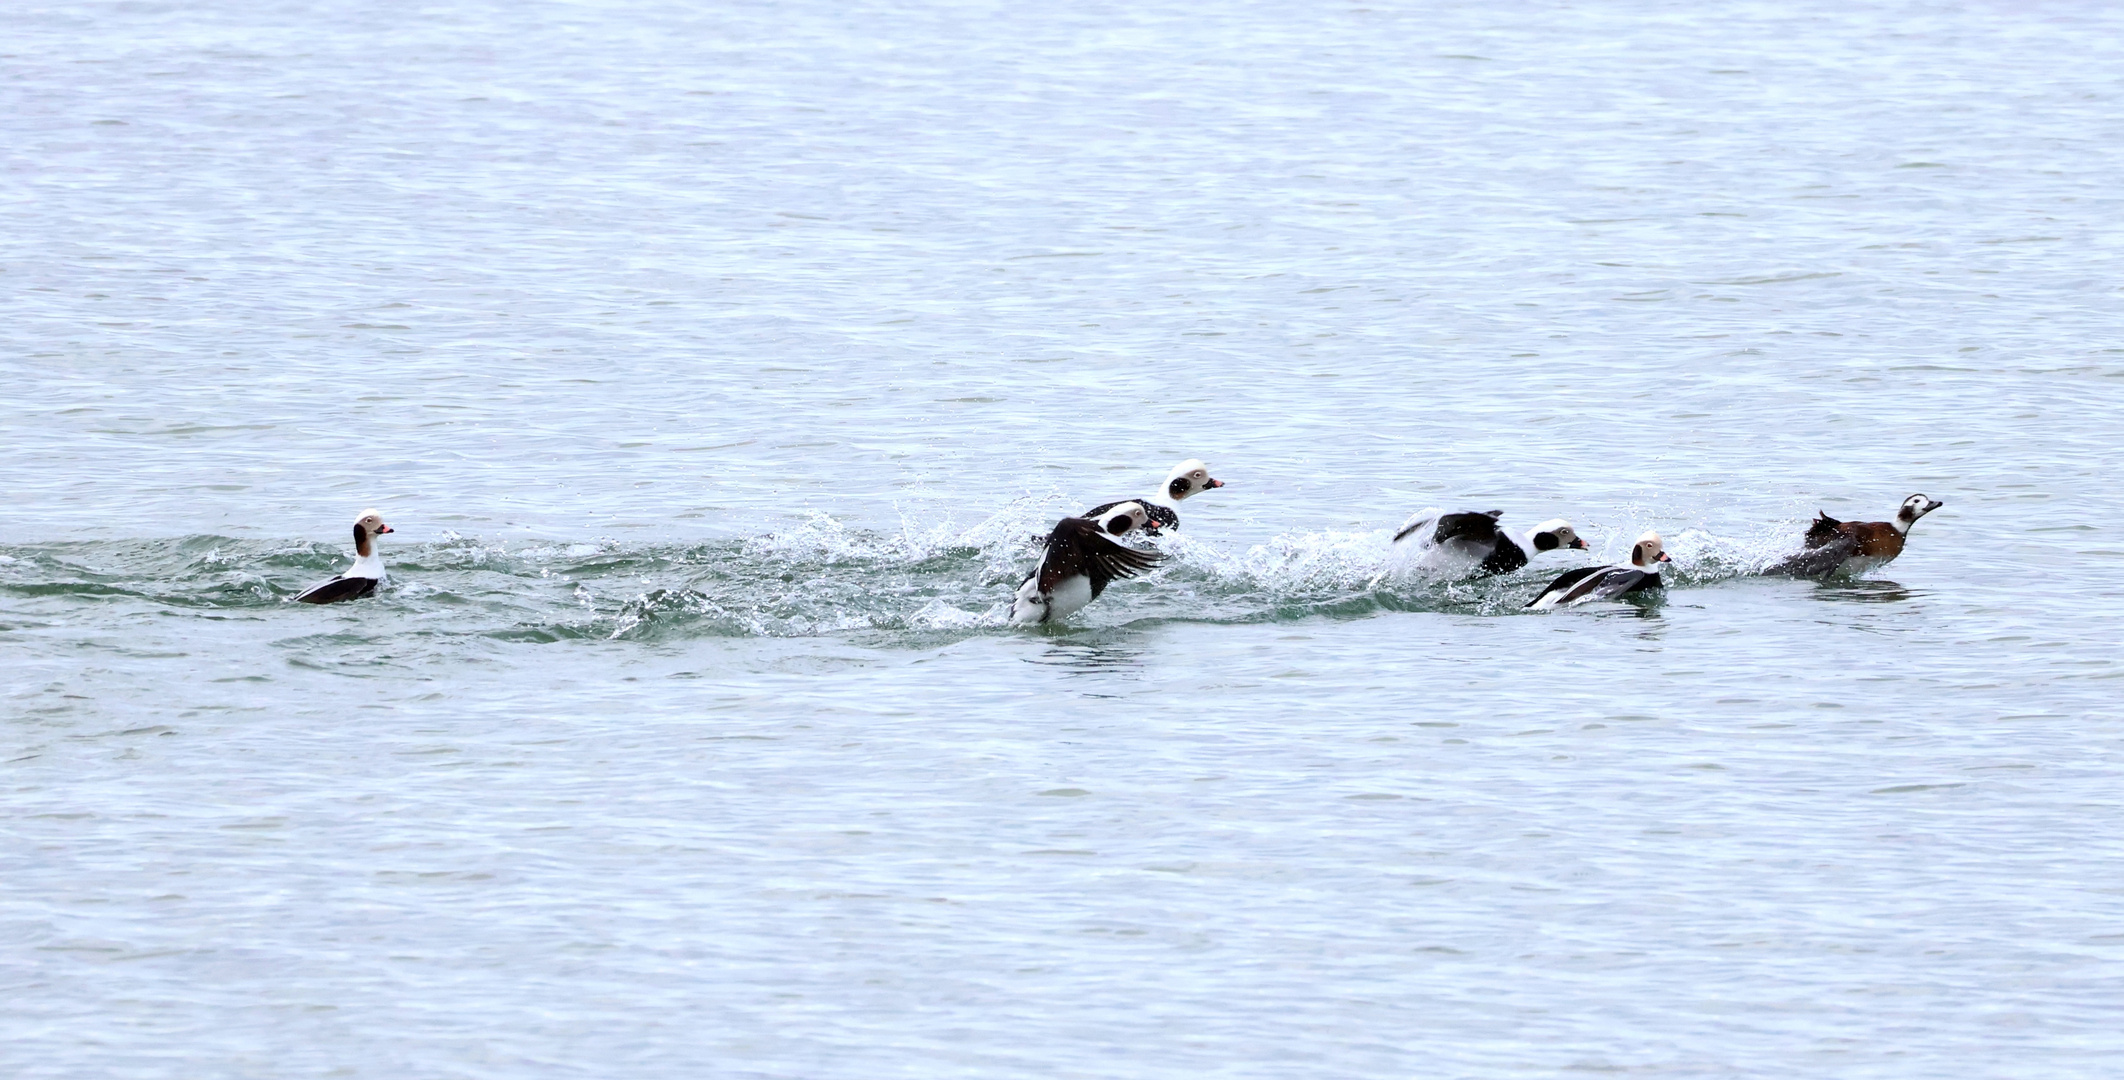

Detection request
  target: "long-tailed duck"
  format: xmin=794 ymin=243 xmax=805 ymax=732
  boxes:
xmin=1010 ymin=504 xmax=1163 ymax=625
xmin=1083 ymin=500 xmax=1156 ymax=539
xmin=1766 ymin=494 xmax=1943 ymax=579
xmin=1527 ymin=531 xmax=1670 ymax=609
xmin=295 ymin=509 xmax=394 ymax=604
xmin=1391 ymin=509 xmax=1588 ymax=578
xmin=1082 ymin=458 xmax=1224 ymax=535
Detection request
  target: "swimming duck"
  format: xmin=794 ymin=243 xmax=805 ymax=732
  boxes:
xmin=1390 ymin=509 xmax=1587 ymax=578
xmin=1766 ymin=494 xmax=1942 ymax=579
xmin=1080 ymin=500 xmax=1156 ymax=539
xmin=1527 ymin=531 xmax=1670 ymax=609
xmin=1082 ymin=458 xmax=1224 ymax=535
xmin=295 ymin=509 xmax=393 ymax=604
xmin=1010 ymin=505 xmax=1163 ymax=624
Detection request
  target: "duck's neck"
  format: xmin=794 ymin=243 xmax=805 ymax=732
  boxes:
xmin=350 ymin=534 xmax=386 ymax=578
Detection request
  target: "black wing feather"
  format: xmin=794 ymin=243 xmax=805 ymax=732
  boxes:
xmin=295 ymin=575 xmax=379 ymax=605
xmin=1765 ymin=533 xmax=1858 ymax=579
xmin=1562 ymin=567 xmax=1655 ymax=605
xmin=1470 ymin=513 xmax=1532 ymax=575
xmin=1528 ymin=566 xmax=1604 ymax=608
xmin=1431 ymin=510 xmax=1505 ymax=546
xmin=1398 ymin=510 xmax=1526 ymax=574
xmin=1620 ymin=570 xmax=1664 ymax=596
xmin=1037 ymin=518 xmax=1162 ymax=599
xmin=1391 ymin=513 xmax=1438 ymax=544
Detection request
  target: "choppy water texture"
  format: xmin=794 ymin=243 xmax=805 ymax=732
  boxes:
xmin=6 ymin=0 xmax=2124 ymax=1076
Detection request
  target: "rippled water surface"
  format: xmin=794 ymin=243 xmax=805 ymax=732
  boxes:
xmin=6 ymin=0 xmax=2124 ymax=1076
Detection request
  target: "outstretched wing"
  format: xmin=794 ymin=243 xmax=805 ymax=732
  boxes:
xmin=1038 ymin=517 xmax=1163 ymax=599
xmin=295 ymin=575 xmax=378 ymax=605
xmin=1765 ymin=533 xmax=1858 ymax=579
xmin=1432 ymin=510 xmax=1505 ymax=546
xmin=1392 ymin=511 xmax=1439 ymax=545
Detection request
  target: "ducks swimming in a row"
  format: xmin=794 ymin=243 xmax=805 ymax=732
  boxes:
xmin=292 ymin=479 xmax=1943 ymax=622
xmin=287 ymin=463 xmax=1232 ymax=619
xmin=1385 ymin=510 xmax=1665 ymax=609
xmin=1514 ymin=493 xmax=1941 ymax=609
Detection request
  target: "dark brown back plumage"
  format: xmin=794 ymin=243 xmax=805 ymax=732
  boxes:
xmin=1801 ymin=511 xmax=1904 ymax=560
xmin=1037 ymin=517 xmax=1162 ymax=599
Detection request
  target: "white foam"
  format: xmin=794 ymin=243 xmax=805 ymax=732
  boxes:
xmin=1664 ymin=521 xmax=1815 ymax=579
xmin=905 ymin=598 xmax=1005 ymax=630
xmin=750 ymin=494 xmax=1073 ymax=574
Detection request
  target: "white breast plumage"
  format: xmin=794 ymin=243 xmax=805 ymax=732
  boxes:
xmin=295 ymin=509 xmax=395 ymax=605
xmin=1009 ymin=514 xmax=1163 ymax=625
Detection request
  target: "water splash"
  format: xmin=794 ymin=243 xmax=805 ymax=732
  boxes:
xmin=0 ymin=510 xmax=1835 ymax=645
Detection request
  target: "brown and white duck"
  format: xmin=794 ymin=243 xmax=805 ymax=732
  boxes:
xmin=295 ymin=509 xmax=394 ymax=604
xmin=1766 ymin=494 xmax=1943 ymax=579
xmin=1527 ymin=531 xmax=1670 ymax=609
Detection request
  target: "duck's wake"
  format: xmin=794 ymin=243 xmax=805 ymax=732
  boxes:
xmin=0 ymin=506 xmax=1831 ymax=645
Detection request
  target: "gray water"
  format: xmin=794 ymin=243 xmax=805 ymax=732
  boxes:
xmin=6 ymin=0 xmax=2124 ymax=1076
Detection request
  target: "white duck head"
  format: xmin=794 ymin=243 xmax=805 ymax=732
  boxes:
xmin=1088 ymin=501 xmax=1151 ymax=537
xmin=1893 ymin=494 xmax=1944 ymax=534
xmin=352 ymin=509 xmax=394 ymax=557
xmin=1628 ymin=531 xmax=1671 ymax=568
xmin=1160 ymin=459 xmax=1224 ymax=504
